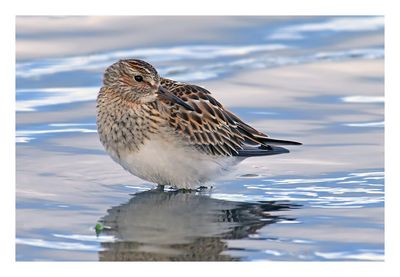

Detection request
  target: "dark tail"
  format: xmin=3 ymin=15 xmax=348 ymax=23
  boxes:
xmin=236 ymin=145 xmax=291 ymax=157
xmin=258 ymin=137 xmax=302 ymax=146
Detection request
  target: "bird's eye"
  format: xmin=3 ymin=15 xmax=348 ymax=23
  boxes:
xmin=134 ymin=75 xmax=144 ymax=82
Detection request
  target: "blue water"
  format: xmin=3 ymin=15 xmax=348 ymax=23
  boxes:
xmin=16 ymin=16 xmax=384 ymax=261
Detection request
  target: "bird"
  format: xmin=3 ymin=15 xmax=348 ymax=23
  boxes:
xmin=96 ymin=59 xmax=301 ymax=189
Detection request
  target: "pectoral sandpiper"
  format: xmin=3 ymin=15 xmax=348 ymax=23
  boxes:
xmin=96 ymin=59 xmax=301 ymax=188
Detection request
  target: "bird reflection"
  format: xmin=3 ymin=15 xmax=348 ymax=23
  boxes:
xmin=98 ymin=189 xmax=298 ymax=261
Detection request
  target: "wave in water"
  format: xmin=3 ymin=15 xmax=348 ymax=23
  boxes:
xmin=15 ymin=237 xmax=102 ymax=252
xmin=344 ymin=121 xmax=384 ymax=128
xmin=213 ymin=171 xmax=384 ymax=208
xmin=266 ymin=16 xmax=384 ymax=40
xmin=16 ymin=123 xmax=97 ymax=143
xmin=341 ymin=96 xmax=384 ymax=103
xmin=16 ymin=44 xmax=288 ymax=78
xmin=16 ymin=45 xmax=383 ymax=81
xmin=16 ymin=87 xmax=98 ymax=112
xmin=16 ymin=47 xmax=384 ymax=113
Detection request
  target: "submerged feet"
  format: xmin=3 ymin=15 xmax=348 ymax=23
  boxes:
xmin=155 ymin=184 xmax=212 ymax=193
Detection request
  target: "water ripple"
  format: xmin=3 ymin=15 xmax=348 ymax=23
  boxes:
xmin=16 ymin=123 xmax=97 ymax=143
xmin=16 ymin=46 xmax=383 ymax=82
xmin=314 ymin=249 xmax=384 ymax=261
xmin=341 ymin=96 xmax=384 ymax=103
xmin=16 ymin=44 xmax=288 ymax=78
xmin=266 ymin=16 xmax=384 ymax=41
xmin=16 ymin=87 xmax=98 ymax=112
xmin=16 ymin=237 xmax=102 ymax=252
xmin=344 ymin=121 xmax=384 ymax=128
xmin=237 ymin=171 xmax=384 ymax=208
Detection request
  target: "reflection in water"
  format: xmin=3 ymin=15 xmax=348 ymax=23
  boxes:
xmin=98 ymin=190 xmax=298 ymax=261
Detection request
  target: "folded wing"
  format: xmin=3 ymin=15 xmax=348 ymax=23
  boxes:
xmin=160 ymin=78 xmax=301 ymax=157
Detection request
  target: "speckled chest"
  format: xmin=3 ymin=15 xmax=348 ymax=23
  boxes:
xmin=96 ymin=91 xmax=169 ymax=155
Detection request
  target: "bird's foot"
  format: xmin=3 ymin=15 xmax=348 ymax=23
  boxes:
xmin=195 ymin=185 xmax=209 ymax=192
xmin=157 ymin=185 xmax=213 ymax=193
xmin=155 ymin=184 xmax=165 ymax=191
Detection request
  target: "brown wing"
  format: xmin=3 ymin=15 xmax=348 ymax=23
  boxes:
xmin=160 ymin=78 xmax=301 ymax=157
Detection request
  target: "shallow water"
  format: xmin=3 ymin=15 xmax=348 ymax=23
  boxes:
xmin=16 ymin=16 xmax=384 ymax=261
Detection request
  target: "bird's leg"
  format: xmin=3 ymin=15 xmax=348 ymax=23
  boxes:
xmin=177 ymin=188 xmax=193 ymax=193
xmin=158 ymin=185 xmax=212 ymax=193
xmin=196 ymin=185 xmax=209 ymax=192
xmin=167 ymin=185 xmax=179 ymax=191
xmin=155 ymin=184 xmax=165 ymax=191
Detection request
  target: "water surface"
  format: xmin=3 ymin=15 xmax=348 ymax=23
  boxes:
xmin=16 ymin=16 xmax=384 ymax=261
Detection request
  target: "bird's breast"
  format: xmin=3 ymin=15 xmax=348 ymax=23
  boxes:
xmin=96 ymin=98 xmax=167 ymax=157
xmin=116 ymin=138 xmax=241 ymax=188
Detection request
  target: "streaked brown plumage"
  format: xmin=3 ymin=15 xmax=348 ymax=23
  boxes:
xmin=96 ymin=59 xmax=301 ymax=188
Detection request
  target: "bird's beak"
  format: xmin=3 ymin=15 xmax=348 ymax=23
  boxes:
xmin=157 ymin=86 xmax=194 ymax=111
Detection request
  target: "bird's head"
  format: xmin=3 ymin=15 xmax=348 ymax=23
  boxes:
xmin=103 ymin=59 xmax=192 ymax=110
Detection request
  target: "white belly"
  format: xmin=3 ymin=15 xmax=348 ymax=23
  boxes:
xmin=109 ymin=138 xmax=242 ymax=188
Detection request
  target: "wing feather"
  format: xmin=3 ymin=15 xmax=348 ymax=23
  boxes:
xmin=160 ymin=78 xmax=301 ymax=157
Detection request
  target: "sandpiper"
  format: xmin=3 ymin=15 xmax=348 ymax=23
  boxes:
xmin=96 ymin=59 xmax=301 ymax=188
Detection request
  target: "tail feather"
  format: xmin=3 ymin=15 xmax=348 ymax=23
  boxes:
xmin=236 ymin=145 xmax=290 ymax=157
xmin=224 ymin=110 xmax=302 ymax=147
xmin=259 ymin=137 xmax=302 ymax=146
